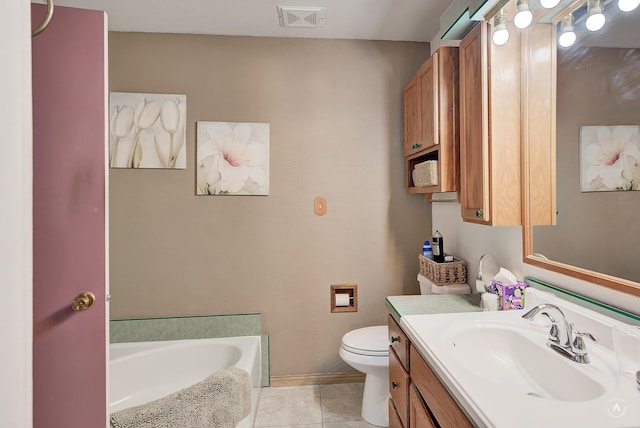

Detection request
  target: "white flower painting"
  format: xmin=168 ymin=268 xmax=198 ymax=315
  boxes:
xmin=110 ymin=92 xmax=187 ymax=169
xmin=580 ymin=125 xmax=640 ymax=192
xmin=197 ymin=122 xmax=270 ymax=195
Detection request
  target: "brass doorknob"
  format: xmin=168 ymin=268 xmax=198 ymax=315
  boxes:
xmin=71 ymin=291 xmax=96 ymax=312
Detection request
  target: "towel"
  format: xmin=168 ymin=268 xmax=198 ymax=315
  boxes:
xmin=110 ymin=366 xmax=251 ymax=428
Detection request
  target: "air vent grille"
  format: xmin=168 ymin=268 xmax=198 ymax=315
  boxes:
xmin=277 ymin=6 xmax=326 ymax=28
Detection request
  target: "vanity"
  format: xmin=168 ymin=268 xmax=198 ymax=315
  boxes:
xmin=387 ymin=295 xmax=480 ymax=428
xmin=387 ymin=286 xmax=640 ymax=428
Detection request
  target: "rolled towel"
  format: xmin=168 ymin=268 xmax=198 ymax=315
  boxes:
xmin=110 ymin=366 xmax=251 ymax=428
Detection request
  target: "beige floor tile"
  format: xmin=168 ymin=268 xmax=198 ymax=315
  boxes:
xmin=254 ymin=385 xmax=323 ymax=427
xmin=261 ymin=425 xmax=323 ymax=428
xmin=322 ymin=422 xmax=380 ymax=428
xmin=319 ymin=383 xmax=365 ymax=423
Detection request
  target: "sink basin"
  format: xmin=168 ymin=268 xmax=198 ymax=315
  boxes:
xmin=447 ymin=321 xmax=606 ymax=402
xmin=399 ymin=293 xmax=640 ymax=428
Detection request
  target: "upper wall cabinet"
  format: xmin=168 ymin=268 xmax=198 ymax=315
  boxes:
xmin=404 ymin=47 xmax=460 ymax=195
xmin=459 ymin=22 xmax=522 ymax=225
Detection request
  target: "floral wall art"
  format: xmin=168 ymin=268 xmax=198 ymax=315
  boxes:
xmin=197 ymin=122 xmax=270 ymax=195
xmin=580 ymin=125 xmax=640 ymax=192
xmin=110 ymin=92 xmax=187 ymax=169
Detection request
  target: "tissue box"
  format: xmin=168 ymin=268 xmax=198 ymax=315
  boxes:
xmin=491 ymin=280 xmax=528 ymax=310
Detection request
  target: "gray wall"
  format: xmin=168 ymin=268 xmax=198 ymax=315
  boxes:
xmin=108 ymin=32 xmax=432 ymax=376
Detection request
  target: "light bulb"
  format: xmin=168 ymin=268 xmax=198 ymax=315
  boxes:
xmin=586 ymin=0 xmax=606 ymax=31
xmin=492 ymin=10 xmax=510 ymax=45
xmin=618 ymin=0 xmax=640 ymax=11
xmin=514 ymin=0 xmax=533 ymax=29
xmin=493 ymin=27 xmax=510 ymax=45
xmin=558 ymin=14 xmax=577 ymax=47
xmin=540 ymin=0 xmax=560 ymax=8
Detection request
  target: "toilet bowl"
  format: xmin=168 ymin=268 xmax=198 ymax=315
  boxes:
xmin=339 ymin=325 xmax=389 ymax=427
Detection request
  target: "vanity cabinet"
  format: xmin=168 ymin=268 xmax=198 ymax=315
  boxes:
xmin=388 ymin=315 xmax=472 ymax=428
xmin=403 ymin=47 xmax=460 ymax=195
xmin=459 ymin=21 xmax=522 ymax=225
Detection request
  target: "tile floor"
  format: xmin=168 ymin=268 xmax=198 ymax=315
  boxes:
xmin=254 ymin=383 xmax=379 ymax=428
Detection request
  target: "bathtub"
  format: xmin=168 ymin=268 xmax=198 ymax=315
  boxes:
xmin=109 ymin=336 xmax=262 ymax=428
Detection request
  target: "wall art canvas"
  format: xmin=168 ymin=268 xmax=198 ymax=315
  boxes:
xmin=110 ymin=92 xmax=187 ymax=169
xmin=196 ymin=122 xmax=270 ymax=195
xmin=580 ymin=125 xmax=640 ymax=192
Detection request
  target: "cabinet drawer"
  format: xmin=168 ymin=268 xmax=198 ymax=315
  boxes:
xmin=388 ymin=314 xmax=409 ymax=371
xmin=389 ymin=397 xmax=404 ymax=428
xmin=409 ymin=384 xmax=436 ymax=428
xmin=410 ymin=347 xmax=473 ymax=427
xmin=389 ymin=347 xmax=409 ymax=428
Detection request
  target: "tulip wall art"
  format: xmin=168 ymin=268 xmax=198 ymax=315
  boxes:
xmin=197 ymin=122 xmax=270 ymax=195
xmin=580 ymin=125 xmax=640 ymax=192
xmin=110 ymin=92 xmax=187 ymax=169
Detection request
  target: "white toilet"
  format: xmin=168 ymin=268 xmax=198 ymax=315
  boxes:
xmin=339 ymin=325 xmax=389 ymax=427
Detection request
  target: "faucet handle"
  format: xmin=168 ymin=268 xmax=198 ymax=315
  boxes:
xmin=572 ymin=330 xmax=599 ymax=353
xmin=536 ymin=311 xmax=562 ymax=344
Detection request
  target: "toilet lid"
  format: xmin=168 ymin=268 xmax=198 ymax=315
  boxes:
xmin=341 ymin=325 xmax=389 ymax=357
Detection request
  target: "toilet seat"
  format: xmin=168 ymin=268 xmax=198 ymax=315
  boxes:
xmin=341 ymin=326 xmax=389 ymax=357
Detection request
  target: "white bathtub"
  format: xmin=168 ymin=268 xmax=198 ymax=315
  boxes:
xmin=109 ymin=336 xmax=262 ymax=428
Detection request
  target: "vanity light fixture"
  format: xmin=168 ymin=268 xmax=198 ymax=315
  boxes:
xmin=492 ymin=8 xmax=510 ymax=45
xmin=618 ymin=0 xmax=640 ymax=11
xmin=514 ymin=0 xmax=534 ymax=29
xmin=586 ymin=0 xmax=606 ymax=31
xmin=558 ymin=14 xmax=577 ymax=47
xmin=540 ymin=0 xmax=561 ymax=9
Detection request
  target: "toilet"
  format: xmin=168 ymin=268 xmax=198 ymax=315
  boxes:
xmin=339 ymin=325 xmax=389 ymax=427
xmin=339 ymin=277 xmax=472 ymax=426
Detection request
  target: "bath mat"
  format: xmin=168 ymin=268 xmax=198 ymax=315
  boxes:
xmin=110 ymin=366 xmax=251 ymax=428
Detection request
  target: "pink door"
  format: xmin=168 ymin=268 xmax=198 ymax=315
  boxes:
xmin=32 ymin=5 xmax=107 ymax=428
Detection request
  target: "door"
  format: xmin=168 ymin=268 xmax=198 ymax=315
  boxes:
xmin=32 ymin=5 xmax=107 ymax=428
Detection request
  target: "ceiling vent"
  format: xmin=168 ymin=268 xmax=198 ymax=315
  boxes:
xmin=277 ymin=6 xmax=326 ymax=28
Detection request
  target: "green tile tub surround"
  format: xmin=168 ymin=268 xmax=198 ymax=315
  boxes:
xmin=110 ymin=313 xmax=271 ymax=386
xmin=525 ymin=277 xmax=640 ymax=325
xmin=110 ymin=313 xmax=262 ymax=342
xmin=261 ymin=335 xmax=270 ymax=387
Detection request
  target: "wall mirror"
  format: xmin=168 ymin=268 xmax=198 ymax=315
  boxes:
xmin=521 ymin=0 xmax=640 ymax=297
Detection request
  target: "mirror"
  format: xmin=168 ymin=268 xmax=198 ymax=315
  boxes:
xmin=523 ymin=1 xmax=640 ymax=297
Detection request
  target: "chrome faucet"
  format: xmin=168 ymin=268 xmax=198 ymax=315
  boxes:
xmin=522 ymin=303 xmax=599 ymax=364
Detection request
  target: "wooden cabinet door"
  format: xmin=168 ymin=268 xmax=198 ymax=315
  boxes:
xmin=403 ymin=76 xmax=419 ymax=156
xmin=409 ymin=385 xmax=436 ymax=428
xmin=459 ymin=22 xmax=490 ymax=223
xmin=417 ymin=54 xmax=438 ymax=151
xmin=410 ymin=347 xmax=473 ymax=428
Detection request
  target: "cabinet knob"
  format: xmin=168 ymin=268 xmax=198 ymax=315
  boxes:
xmin=476 ymin=210 xmax=483 ymax=217
xmin=391 ymin=381 xmax=398 ymax=389
xmin=390 ymin=336 xmax=400 ymax=343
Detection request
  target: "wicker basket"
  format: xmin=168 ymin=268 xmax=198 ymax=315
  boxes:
xmin=412 ymin=160 xmax=438 ymax=187
xmin=419 ymin=254 xmax=467 ymax=286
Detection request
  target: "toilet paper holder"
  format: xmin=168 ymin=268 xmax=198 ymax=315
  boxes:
xmin=330 ymin=284 xmax=358 ymax=313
